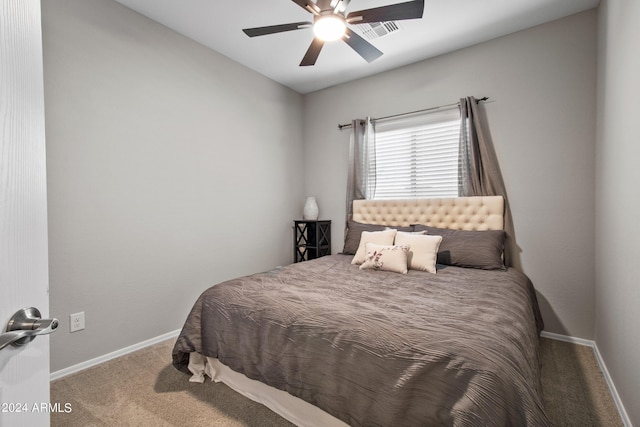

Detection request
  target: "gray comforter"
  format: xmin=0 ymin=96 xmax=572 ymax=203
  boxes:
xmin=173 ymin=255 xmax=550 ymax=426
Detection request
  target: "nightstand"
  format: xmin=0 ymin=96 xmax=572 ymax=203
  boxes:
xmin=293 ymin=220 xmax=331 ymax=263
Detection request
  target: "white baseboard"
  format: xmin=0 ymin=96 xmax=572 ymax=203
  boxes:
xmin=540 ymin=330 xmax=594 ymax=347
xmin=50 ymin=329 xmax=181 ymax=381
xmin=541 ymin=331 xmax=632 ymax=427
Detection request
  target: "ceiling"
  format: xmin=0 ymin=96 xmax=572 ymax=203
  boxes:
xmin=114 ymin=0 xmax=599 ymax=94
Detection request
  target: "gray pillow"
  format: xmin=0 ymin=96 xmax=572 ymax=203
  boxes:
xmin=412 ymin=224 xmax=506 ymax=270
xmin=342 ymin=220 xmax=412 ymax=255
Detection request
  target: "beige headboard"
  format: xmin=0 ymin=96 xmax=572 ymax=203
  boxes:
xmin=352 ymin=196 xmax=504 ymax=231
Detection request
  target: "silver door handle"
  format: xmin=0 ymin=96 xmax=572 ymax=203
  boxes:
xmin=0 ymin=307 xmax=58 ymax=351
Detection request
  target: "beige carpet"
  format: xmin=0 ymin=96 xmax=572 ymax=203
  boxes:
xmin=540 ymin=338 xmax=623 ymax=427
xmin=51 ymin=337 xmax=623 ymax=426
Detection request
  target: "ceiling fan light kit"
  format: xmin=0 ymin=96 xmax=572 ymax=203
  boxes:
xmin=242 ymin=0 xmax=425 ymax=66
xmin=313 ymin=14 xmax=346 ymax=41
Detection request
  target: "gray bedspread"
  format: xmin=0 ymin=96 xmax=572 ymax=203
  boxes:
xmin=173 ymin=255 xmax=550 ymax=426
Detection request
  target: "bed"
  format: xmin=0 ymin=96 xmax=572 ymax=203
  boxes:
xmin=172 ymin=196 xmax=549 ymax=426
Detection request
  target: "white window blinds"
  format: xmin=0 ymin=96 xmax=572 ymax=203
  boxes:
xmin=370 ymin=107 xmax=461 ymax=200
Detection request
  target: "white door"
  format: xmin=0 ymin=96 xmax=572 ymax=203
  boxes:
xmin=0 ymin=0 xmax=51 ymax=426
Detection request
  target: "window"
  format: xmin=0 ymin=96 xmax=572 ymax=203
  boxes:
xmin=369 ymin=107 xmax=461 ymax=200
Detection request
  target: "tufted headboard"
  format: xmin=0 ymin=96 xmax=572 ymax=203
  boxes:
xmin=352 ymin=196 xmax=504 ymax=231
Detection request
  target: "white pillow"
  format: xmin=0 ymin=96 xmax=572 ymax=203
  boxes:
xmin=387 ymin=227 xmax=426 ymax=235
xmin=351 ymin=229 xmax=397 ymax=265
xmin=394 ymin=232 xmax=443 ymax=274
xmin=359 ymin=243 xmax=410 ymax=274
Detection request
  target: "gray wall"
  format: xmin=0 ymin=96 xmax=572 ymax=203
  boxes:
xmin=303 ymin=11 xmax=597 ymax=339
xmin=595 ymin=0 xmax=640 ymax=424
xmin=42 ymin=0 xmax=305 ymax=372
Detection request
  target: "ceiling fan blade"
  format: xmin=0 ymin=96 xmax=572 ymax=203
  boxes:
xmin=243 ymin=22 xmax=312 ymax=37
xmin=346 ymin=0 xmax=424 ymax=24
xmin=300 ymin=38 xmax=325 ymax=66
xmin=342 ymin=27 xmax=383 ymax=62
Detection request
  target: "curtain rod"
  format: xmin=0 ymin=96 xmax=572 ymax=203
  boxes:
xmin=337 ymin=97 xmax=489 ymax=130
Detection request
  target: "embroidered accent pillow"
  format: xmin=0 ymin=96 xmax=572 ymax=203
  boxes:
xmin=359 ymin=243 xmax=410 ymax=274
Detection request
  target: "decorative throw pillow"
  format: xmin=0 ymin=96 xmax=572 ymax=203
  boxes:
xmin=342 ymin=220 xmax=412 ymax=255
xmin=395 ymin=232 xmax=443 ymax=274
xmin=412 ymin=225 xmax=506 ymax=270
xmin=351 ymin=229 xmax=398 ymax=265
xmin=359 ymin=243 xmax=410 ymax=274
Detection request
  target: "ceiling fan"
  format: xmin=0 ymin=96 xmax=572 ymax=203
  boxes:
xmin=242 ymin=0 xmax=425 ymax=66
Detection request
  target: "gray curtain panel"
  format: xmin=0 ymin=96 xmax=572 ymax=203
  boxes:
xmin=346 ymin=117 xmax=375 ymax=222
xmin=458 ymin=96 xmax=516 ymax=267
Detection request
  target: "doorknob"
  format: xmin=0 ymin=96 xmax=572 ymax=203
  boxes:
xmin=0 ymin=307 xmax=58 ymax=351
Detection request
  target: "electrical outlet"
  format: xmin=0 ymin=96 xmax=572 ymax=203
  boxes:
xmin=69 ymin=312 xmax=85 ymax=332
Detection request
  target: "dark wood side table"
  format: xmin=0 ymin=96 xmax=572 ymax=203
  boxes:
xmin=293 ymin=220 xmax=331 ymax=263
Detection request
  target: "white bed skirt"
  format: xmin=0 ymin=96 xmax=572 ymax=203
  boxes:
xmin=188 ymin=352 xmax=348 ymax=427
